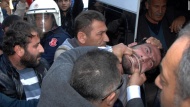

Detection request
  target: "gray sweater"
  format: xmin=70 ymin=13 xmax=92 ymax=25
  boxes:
xmin=38 ymin=46 xmax=97 ymax=107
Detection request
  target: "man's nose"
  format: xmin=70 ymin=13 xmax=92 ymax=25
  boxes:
xmin=155 ymin=75 xmax=163 ymax=89
xmin=103 ymin=33 xmax=109 ymax=42
xmin=39 ymin=44 xmax=44 ymax=53
xmin=141 ymin=56 xmax=150 ymax=63
xmin=159 ymin=7 xmax=162 ymax=13
xmin=141 ymin=55 xmax=153 ymax=63
xmin=159 ymin=7 xmax=165 ymax=14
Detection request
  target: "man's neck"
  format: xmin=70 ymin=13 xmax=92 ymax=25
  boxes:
xmin=145 ymin=13 xmax=159 ymax=24
xmin=63 ymin=12 xmax=67 ymax=16
xmin=77 ymin=39 xmax=84 ymax=46
xmin=62 ymin=8 xmax=70 ymax=16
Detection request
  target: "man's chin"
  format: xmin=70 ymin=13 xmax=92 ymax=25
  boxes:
xmin=36 ymin=58 xmax=41 ymax=64
xmin=155 ymin=18 xmax=163 ymax=22
xmin=32 ymin=57 xmax=41 ymax=67
xmin=141 ymin=68 xmax=149 ymax=73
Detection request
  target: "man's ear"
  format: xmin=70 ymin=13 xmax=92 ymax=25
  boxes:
xmin=105 ymin=92 xmax=117 ymax=106
xmin=14 ymin=45 xmax=24 ymax=57
xmin=77 ymin=31 xmax=87 ymax=44
xmin=145 ymin=1 xmax=149 ymax=10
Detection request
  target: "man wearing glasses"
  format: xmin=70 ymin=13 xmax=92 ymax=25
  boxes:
xmin=70 ymin=49 xmax=124 ymax=107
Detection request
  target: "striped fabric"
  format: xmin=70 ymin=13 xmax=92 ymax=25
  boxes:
xmin=18 ymin=68 xmax=41 ymax=101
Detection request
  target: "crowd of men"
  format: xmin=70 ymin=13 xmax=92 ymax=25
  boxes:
xmin=0 ymin=0 xmax=189 ymax=107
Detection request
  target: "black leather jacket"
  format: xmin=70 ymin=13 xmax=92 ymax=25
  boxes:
xmin=0 ymin=54 xmax=49 ymax=100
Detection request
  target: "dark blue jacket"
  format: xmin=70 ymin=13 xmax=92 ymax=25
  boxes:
xmin=0 ymin=93 xmax=38 ymax=107
xmin=41 ymin=26 xmax=71 ymax=65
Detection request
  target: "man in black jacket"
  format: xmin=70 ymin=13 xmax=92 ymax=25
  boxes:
xmin=55 ymin=0 xmax=84 ymax=37
xmin=0 ymin=21 xmax=49 ymax=106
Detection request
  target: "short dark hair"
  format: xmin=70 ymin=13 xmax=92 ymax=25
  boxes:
xmin=74 ymin=10 xmax=106 ymax=38
xmin=146 ymin=0 xmax=167 ymax=4
xmin=70 ymin=49 xmax=121 ymax=102
xmin=2 ymin=20 xmax=41 ymax=55
xmin=2 ymin=15 xmax=22 ymax=31
xmin=176 ymin=46 xmax=190 ymax=106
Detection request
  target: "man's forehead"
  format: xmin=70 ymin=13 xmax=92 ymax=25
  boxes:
xmin=151 ymin=0 xmax=167 ymax=4
xmin=91 ymin=20 xmax=107 ymax=32
xmin=135 ymin=43 xmax=156 ymax=50
xmin=161 ymin=36 xmax=190 ymax=76
xmin=168 ymin=36 xmax=189 ymax=63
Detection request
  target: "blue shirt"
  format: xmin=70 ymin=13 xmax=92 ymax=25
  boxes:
xmin=41 ymin=26 xmax=72 ymax=65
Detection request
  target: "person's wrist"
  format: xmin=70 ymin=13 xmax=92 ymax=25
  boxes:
xmin=106 ymin=46 xmax=113 ymax=52
xmin=98 ymin=46 xmax=112 ymax=52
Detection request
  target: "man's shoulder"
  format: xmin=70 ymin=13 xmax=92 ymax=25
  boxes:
xmin=54 ymin=42 xmax=73 ymax=60
xmin=58 ymin=38 xmax=75 ymax=51
xmin=0 ymin=55 xmax=18 ymax=98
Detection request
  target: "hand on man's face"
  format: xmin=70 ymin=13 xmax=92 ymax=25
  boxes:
xmin=146 ymin=37 xmax=162 ymax=49
xmin=112 ymin=43 xmax=133 ymax=63
xmin=128 ymin=37 xmax=162 ymax=50
xmin=122 ymin=42 xmax=161 ymax=74
xmin=127 ymin=69 xmax=146 ymax=86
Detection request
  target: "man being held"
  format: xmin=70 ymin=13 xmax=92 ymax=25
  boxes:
xmin=39 ymin=43 xmax=145 ymax=107
xmin=52 ymin=9 xmax=162 ymax=107
xmin=122 ymin=42 xmax=161 ymax=74
xmin=38 ymin=39 xmax=162 ymax=107
xmin=117 ymin=41 xmax=161 ymax=107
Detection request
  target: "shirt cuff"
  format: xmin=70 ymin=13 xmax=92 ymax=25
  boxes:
xmin=98 ymin=46 xmax=112 ymax=52
xmin=127 ymin=85 xmax=141 ymax=102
